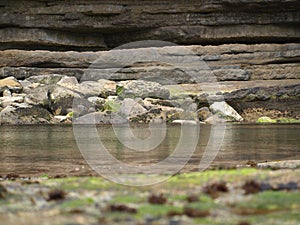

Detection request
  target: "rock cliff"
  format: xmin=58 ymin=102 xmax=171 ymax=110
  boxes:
xmin=0 ymin=0 xmax=299 ymax=124
xmin=0 ymin=0 xmax=299 ymax=50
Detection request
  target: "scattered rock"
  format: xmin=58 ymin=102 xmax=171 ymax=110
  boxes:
xmin=119 ymin=98 xmax=147 ymax=117
xmin=242 ymin=180 xmax=261 ymax=195
xmin=0 ymin=104 xmax=54 ymax=124
xmin=87 ymin=96 xmax=105 ymax=111
xmin=49 ymin=85 xmax=83 ymax=115
xmin=148 ymin=193 xmax=167 ymax=205
xmin=0 ymin=96 xmax=24 ymax=107
xmin=236 ymin=222 xmax=251 ymax=225
xmin=183 ymin=207 xmax=209 ymax=218
xmin=275 ymin=182 xmax=298 ymax=191
xmin=197 ymin=107 xmax=212 ymax=121
xmin=210 ymin=101 xmax=243 ymax=122
xmin=109 ymin=204 xmax=137 ymax=214
xmin=186 ymin=194 xmax=199 ymax=203
xmin=0 ymin=76 xmax=22 ymax=94
xmin=5 ymin=173 xmax=20 ymax=180
xmin=0 ymin=184 xmax=7 ymax=199
xmin=246 ymin=160 xmax=257 ymax=168
xmin=257 ymin=160 xmax=300 ymax=169
xmin=24 ymin=85 xmax=50 ymax=107
xmin=203 ymin=181 xmax=228 ymax=198
xmin=204 ymin=114 xmax=227 ymax=124
xmin=26 ymin=75 xmax=64 ymax=85
xmin=73 ymin=81 xmax=105 ymax=97
xmin=47 ymin=189 xmax=66 ymax=201
xmin=117 ymin=80 xmax=170 ymax=100
xmin=167 ymin=211 xmax=183 ymax=217
xmin=57 ymin=76 xmax=78 ymax=89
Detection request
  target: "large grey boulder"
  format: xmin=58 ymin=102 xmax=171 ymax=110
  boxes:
xmin=73 ymin=81 xmax=104 ymax=97
xmin=117 ymin=80 xmax=170 ymax=100
xmin=0 ymin=104 xmax=54 ymax=125
xmin=49 ymin=85 xmax=83 ymax=115
xmin=24 ymin=85 xmax=50 ymax=107
xmin=119 ymin=98 xmax=147 ymax=117
xmin=209 ymin=101 xmax=243 ymax=122
xmin=26 ymin=74 xmax=64 ymax=85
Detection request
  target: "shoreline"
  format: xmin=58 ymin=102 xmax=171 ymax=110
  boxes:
xmin=1 ymin=167 xmax=300 ymax=225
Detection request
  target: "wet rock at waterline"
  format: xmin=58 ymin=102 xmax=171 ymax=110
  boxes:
xmin=0 ymin=104 xmax=55 ymax=125
xmin=0 ymin=74 xmax=299 ymax=124
xmin=209 ymin=101 xmax=244 ymax=122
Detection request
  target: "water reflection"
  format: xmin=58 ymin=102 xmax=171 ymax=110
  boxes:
xmin=0 ymin=124 xmax=299 ymax=176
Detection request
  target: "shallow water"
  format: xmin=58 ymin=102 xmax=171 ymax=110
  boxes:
xmin=0 ymin=124 xmax=299 ymax=177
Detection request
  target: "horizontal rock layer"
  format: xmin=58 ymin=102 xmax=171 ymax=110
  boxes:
xmin=0 ymin=0 xmax=299 ymax=50
xmin=0 ymin=43 xmax=299 ymax=83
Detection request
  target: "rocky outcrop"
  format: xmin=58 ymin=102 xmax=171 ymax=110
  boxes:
xmin=1 ymin=74 xmax=299 ymax=124
xmin=0 ymin=0 xmax=299 ymax=51
xmin=0 ymin=44 xmax=299 ymax=82
xmin=0 ymin=0 xmax=299 ymax=124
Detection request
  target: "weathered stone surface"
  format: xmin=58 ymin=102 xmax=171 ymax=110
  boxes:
xmin=0 ymin=28 xmax=106 ymax=50
xmin=0 ymin=96 xmax=24 ymax=108
xmin=0 ymin=43 xmax=299 ymax=83
xmin=119 ymin=98 xmax=147 ymax=117
xmin=197 ymin=107 xmax=212 ymax=121
xmin=73 ymin=81 xmax=104 ymax=97
xmin=24 ymin=85 xmax=50 ymax=107
xmin=57 ymin=76 xmax=79 ymax=89
xmin=87 ymin=97 xmax=105 ymax=111
xmin=0 ymin=0 xmax=299 ymax=50
xmin=209 ymin=101 xmax=244 ymax=122
xmin=26 ymin=75 xmax=64 ymax=85
xmin=0 ymin=67 xmax=84 ymax=80
xmin=49 ymin=85 xmax=83 ymax=115
xmin=117 ymin=80 xmax=170 ymax=100
xmin=0 ymin=104 xmax=54 ymax=125
xmin=257 ymin=160 xmax=300 ymax=169
xmin=0 ymin=77 xmax=23 ymax=94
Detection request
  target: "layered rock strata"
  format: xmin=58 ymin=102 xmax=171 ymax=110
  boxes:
xmin=0 ymin=0 xmax=299 ymax=124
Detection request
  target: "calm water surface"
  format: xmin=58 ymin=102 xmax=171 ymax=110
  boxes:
xmin=0 ymin=124 xmax=299 ymax=176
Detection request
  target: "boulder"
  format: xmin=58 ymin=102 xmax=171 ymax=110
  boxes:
xmin=97 ymin=79 xmax=117 ymax=97
xmin=0 ymin=96 xmax=24 ymax=107
xmin=49 ymin=85 xmax=83 ymax=115
xmin=119 ymin=98 xmax=147 ymax=117
xmin=209 ymin=101 xmax=243 ymax=122
xmin=117 ymin=80 xmax=170 ymax=100
xmin=24 ymin=85 xmax=50 ymax=107
xmin=204 ymin=114 xmax=227 ymax=124
xmin=0 ymin=104 xmax=54 ymax=125
xmin=57 ymin=76 xmax=79 ymax=89
xmin=197 ymin=107 xmax=212 ymax=121
xmin=87 ymin=96 xmax=106 ymax=111
xmin=73 ymin=81 xmax=104 ymax=97
xmin=26 ymin=75 xmax=64 ymax=85
xmin=0 ymin=77 xmax=22 ymax=94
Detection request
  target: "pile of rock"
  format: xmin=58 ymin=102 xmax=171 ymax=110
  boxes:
xmin=0 ymin=75 xmax=244 ymax=125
